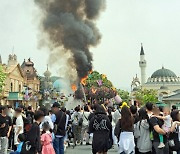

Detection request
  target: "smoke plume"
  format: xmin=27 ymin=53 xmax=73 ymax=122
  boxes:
xmin=34 ymin=0 xmax=105 ymax=82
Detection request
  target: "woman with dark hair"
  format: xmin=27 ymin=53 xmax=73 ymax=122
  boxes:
xmin=89 ymin=104 xmax=112 ymax=154
xmin=170 ymin=110 xmax=180 ymax=154
xmin=114 ymin=106 xmax=135 ymax=154
xmin=135 ymin=108 xmax=152 ymax=154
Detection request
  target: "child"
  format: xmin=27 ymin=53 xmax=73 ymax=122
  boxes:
xmin=10 ymin=134 xmax=25 ymax=154
xmin=154 ymin=107 xmax=172 ymax=148
xmin=41 ymin=122 xmax=55 ymax=154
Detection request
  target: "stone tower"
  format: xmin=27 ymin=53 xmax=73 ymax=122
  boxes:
xmin=8 ymin=54 xmax=18 ymax=66
xmin=139 ymin=43 xmax=147 ymax=85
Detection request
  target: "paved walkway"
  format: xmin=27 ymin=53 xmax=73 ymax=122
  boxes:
xmin=65 ymin=145 xmax=118 ymax=154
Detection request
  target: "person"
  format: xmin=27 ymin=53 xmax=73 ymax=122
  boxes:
xmin=153 ymin=107 xmax=172 ymax=148
xmin=41 ymin=122 xmax=55 ymax=154
xmin=171 ymin=105 xmax=177 ymax=112
xmin=149 ymin=107 xmax=169 ymax=154
xmin=81 ymin=105 xmax=90 ymax=145
xmin=130 ymin=105 xmax=139 ymax=124
xmin=146 ymin=102 xmax=153 ymax=118
xmin=113 ymin=103 xmax=122 ymax=125
xmin=52 ymin=102 xmax=67 ymax=154
xmin=10 ymin=134 xmax=25 ymax=154
xmin=135 ymin=107 xmax=152 ymax=154
xmin=14 ymin=108 xmax=24 ymax=147
xmin=23 ymin=110 xmax=44 ymax=154
xmin=0 ymin=105 xmax=12 ymax=154
xmin=89 ymin=104 xmax=112 ymax=154
xmin=115 ymin=105 xmax=135 ymax=154
xmin=26 ymin=106 xmax=34 ymax=124
xmin=170 ymin=110 xmax=180 ymax=154
xmin=71 ymin=106 xmax=83 ymax=146
xmin=39 ymin=107 xmax=54 ymax=130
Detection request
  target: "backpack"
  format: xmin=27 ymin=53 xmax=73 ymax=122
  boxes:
xmin=73 ymin=113 xmax=83 ymax=126
xmin=78 ymin=116 xmax=83 ymax=126
xmin=134 ymin=122 xmax=141 ymax=139
xmin=20 ymin=141 xmax=32 ymax=154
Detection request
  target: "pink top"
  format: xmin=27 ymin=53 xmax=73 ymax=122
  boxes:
xmin=41 ymin=132 xmax=55 ymax=154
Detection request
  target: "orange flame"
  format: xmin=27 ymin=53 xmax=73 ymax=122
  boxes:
xmin=71 ymin=84 xmax=77 ymax=92
xmin=89 ymin=70 xmax=93 ymax=74
xmin=81 ymin=76 xmax=88 ymax=86
xmin=80 ymin=70 xmax=92 ymax=86
xmin=92 ymin=88 xmax=97 ymax=94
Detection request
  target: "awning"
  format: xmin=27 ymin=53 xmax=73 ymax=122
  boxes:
xmin=8 ymin=92 xmax=23 ymax=101
xmin=156 ymin=102 xmax=167 ymax=107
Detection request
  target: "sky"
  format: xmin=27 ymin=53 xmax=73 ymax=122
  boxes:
xmin=0 ymin=0 xmax=180 ymax=91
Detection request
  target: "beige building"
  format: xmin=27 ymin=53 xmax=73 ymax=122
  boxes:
xmin=0 ymin=54 xmax=40 ymax=109
xmin=1 ymin=54 xmax=24 ymax=106
xmin=21 ymin=58 xmax=41 ymax=109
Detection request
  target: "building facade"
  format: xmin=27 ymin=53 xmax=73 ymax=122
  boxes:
xmin=131 ymin=45 xmax=180 ymax=107
xmin=0 ymin=54 xmax=40 ymax=109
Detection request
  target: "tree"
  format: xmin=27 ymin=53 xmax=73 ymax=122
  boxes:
xmin=0 ymin=65 xmax=6 ymax=94
xmin=134 ymin=89 xmax=158 ymax=105
xmin=116 ymin=89 xmax=130 ymax=102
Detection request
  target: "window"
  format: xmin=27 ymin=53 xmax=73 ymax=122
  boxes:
xmin=10 ymin=83 xmax=13 ymax=92
xmin=19 ymin=84 xmax=21 ymax=92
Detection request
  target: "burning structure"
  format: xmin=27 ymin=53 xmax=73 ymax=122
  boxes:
xmin=34 ymin=0 xmax=106 ymax=87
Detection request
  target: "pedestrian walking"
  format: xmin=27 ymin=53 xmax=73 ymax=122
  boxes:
xmin=0 ymin=105 xmax=12 ymax=154
xmin=89 ymin=104 xmax=112 ymax=154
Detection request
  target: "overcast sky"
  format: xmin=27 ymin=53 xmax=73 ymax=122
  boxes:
xmin=0 ymin=0 xmax=180 ymax=90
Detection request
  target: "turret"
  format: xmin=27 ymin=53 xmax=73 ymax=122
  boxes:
xmin=139 ymin=43 xmax=147 ymax=85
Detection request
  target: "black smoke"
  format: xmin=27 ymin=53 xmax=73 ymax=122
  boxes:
xmin=34 ymin=0 xmax=105 ymax=80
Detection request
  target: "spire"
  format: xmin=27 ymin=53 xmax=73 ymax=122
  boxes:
xmin=47 ymin=64 xmax=49 ymax=71
xmin=0 ymin=55 xmax=2 ymax=64
xmin=140 ymin=43 xmax=145 ymax=55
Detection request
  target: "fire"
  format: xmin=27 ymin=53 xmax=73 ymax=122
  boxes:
xmin=91 ymin=88 xmax=97 ymax=94
xmin=81 ymin=70 xmax=93 ymax=86
xmin=89 ymin=70 xmax=93 ymax=74
xmin=81 ymin=76 xmax=88 ymax=86
xmin=71 ymin=84 xmax=77 ymax=92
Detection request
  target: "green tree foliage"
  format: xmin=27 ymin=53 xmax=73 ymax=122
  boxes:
xmin=85 ymin=71 xmax=113 ymax=88
xmin=134 ymin=89 xmax=158 ymax=105
xmin=75 ymin=71 xmax=116 ymax=100
xmin=0 ymin=65 xmax=6 ymax=93
xmin=116 ymin=89 xmax=130 ymax=102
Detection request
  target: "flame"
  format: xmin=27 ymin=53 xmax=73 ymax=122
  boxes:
xmin=89 ymin=70 xmax=93 ymax=74
xmin=92 ymin=88 xmax=97 ymax=94
xmin=81 ymin=71 xmax=92 ymax=86
xmin=81 ymin=76 xmax=88 ymax=85
xmin=71 ymin=84 xmax=77 ymax=92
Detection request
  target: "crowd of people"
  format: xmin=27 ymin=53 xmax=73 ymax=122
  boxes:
xmin=0 ymin=101 xmax=180 ymax=154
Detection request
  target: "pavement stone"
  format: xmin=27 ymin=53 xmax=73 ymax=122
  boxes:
xmin=65 ymin=145 xmax=118 ymax=154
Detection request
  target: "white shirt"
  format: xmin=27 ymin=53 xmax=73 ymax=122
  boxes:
xmin=15 ymin=115 xmax=24 ymax=134
xmin=40 ymin=115 xmax=54 ymax=130
xmin=82 ymin=111 xmax=90 ymax=126
xmin=164 ymin=115 xmax=172 ymax=128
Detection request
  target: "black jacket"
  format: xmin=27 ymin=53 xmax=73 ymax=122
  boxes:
xmin=55 ymin=110 xmax=66 ymax=136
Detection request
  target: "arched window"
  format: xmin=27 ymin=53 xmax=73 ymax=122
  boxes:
xmin=19 ymin=84 xmax=21 ymax=92
xmin=10 ymin=83 xmax=13 ymax=92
